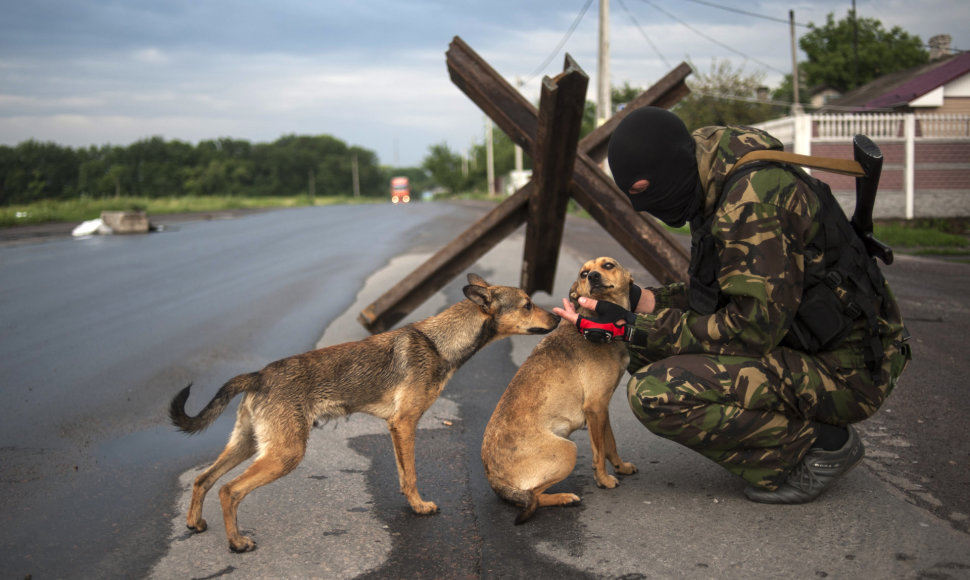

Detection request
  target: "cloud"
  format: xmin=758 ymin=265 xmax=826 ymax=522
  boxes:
xmin=1 ymin=0 xmax=967 ymax=167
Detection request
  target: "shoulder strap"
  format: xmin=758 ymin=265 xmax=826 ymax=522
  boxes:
xmin=726 ymin=150 xmax=865 ymax=179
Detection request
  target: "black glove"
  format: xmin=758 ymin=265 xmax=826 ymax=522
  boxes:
xmin=629 ymin=283 xmax=643 ymax=312
xmin=576 ymin=300 xmax=637 ymax=343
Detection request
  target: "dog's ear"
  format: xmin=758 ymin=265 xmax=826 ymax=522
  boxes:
xmin=466 ymin=273 xmax=489 ymax=288
xmin=463 ymin=283 xmax=491 ymax=310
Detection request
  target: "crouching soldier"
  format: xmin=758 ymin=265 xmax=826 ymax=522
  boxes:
xmin=554 ymin=107 xmax=910 ymax=503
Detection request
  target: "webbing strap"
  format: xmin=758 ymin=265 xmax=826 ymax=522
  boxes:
xmin=727 ymin=150 xmax=865 ymax=178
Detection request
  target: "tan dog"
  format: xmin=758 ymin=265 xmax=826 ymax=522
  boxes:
xmin=169 ymin=274 xmax=559 ymax=552
xmin=481 ymin=257 xmax=638 ymax=524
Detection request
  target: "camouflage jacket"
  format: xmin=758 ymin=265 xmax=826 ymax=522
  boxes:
xmin=627 ymin=125 xmax=905 ymax=372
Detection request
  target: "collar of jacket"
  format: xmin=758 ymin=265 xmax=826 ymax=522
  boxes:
xmin=691 ymin=125 xmax=785 ymax=221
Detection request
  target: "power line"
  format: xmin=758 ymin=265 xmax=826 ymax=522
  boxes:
xmin=616 ymin=0 xmax=672 ymax=69
xmin=522 ymin=0 xmax=594 ymax=85
xmin=690 ymin=89 xmax=900 ymax=113
xmin=678 ymin=0 xmax=810 ymax=28
xmin=690 ymin=89 xmax=792 ymax=109
xmin=638 ymin=0 xmax=788 ymax=75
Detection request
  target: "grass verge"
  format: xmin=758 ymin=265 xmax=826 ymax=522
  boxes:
xmin=0 ymin=195 xmax=382 ymax=228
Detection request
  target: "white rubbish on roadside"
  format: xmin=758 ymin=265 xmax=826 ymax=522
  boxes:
xmin=72 ymin=219 xmax=114 ymax=237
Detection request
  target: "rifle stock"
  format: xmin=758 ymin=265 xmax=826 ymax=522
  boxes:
xmin=852 ymin=135 xmax=894 ymax=265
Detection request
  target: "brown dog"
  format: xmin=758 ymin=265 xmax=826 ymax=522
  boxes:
xmin=481 ymin=257 xmax=638 ymax=524
xmin=169 ymin=273 xmax=559 ymax=552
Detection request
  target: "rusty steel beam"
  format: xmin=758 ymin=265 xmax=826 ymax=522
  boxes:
xmin=358 ymin=183 xmax=531 ymax=333
xmin=358 ymin=38 xmax=692 ymax=332
xmin=521 ymin=55 xmax=589 ymax=295
xmin=445 ymin=37 xmax=691 ymax=285
xmin=446 ymin=36 xmax=538 ymax=154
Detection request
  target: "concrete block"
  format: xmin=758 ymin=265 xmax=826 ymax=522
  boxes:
xmin=100 ymin=211 xmax=150 ymax=234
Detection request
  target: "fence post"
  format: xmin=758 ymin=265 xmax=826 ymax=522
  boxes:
xmin=904 ymin=113 xmax=915 ymax=219
xmin=794 ymin=113 xmax=812 ymax=155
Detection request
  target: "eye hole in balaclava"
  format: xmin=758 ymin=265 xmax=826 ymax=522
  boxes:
xmin=607 ymin=106 xmax=702 ymax=227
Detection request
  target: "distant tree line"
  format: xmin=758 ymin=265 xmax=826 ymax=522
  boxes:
xmin=0 ymin=134 xmax=395 ymax=205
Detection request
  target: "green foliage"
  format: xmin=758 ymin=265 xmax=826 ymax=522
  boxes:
xmin=797 ymin=11 xmax=928 ymax=93
xmin=422 ymin=143 xmax=470 ymax=194
xmin=611 ymin=82 xmax=643 ymax=109
xmin=874 ymin=223 xmax=969 ymax=249
xmin=421 ymin=128 xmax=531 ymax=196
xmin=0 ymin=134 xmax=400 ymax=206
xmin=770 ymin=75 xmax=811 ymax=109
xmin=581 ymin=101 xmax=598 ymax=140
xmin=672 ymin=60 xmax=780 ymax=130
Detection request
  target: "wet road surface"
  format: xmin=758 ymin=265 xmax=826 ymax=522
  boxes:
xmin=1 ymin=202 xmax=968 ymax=579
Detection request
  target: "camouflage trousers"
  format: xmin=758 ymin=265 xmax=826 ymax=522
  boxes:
xmin=626 ymin=342 xmax=910 ymax=490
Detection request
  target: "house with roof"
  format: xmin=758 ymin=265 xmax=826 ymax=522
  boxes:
xmin=821 ymin=45 xmax=970 ymax=116
xmin=755 ymin=36 xmax=970 ymax=219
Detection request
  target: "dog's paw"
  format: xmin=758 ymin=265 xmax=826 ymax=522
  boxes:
xmin=557 ymin=493 xmax=581 ymax=506
xmin=615 ymin=461 xmax=638 ymax=475
xmin=410 ymin=500 xmax=439 ymax=515
xmin=186 ymin=518 xmax=208 ymax=533
xmin=229 ymin=535 xmax=256 ymax=553
xmin=595 ymin=474 xmax=620 ymax=488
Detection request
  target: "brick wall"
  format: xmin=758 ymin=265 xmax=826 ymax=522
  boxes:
xmin=803 ymin=140 xmax=970 ymax=218
xmin=757 ymin=113 xmax=970 ymax=218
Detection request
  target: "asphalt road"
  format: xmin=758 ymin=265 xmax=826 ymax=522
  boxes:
xmin=1 ymin=202 xmax=968 ymax=579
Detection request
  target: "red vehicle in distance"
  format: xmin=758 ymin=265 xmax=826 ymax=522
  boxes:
xmin=390 ymin=176 xmax=411 ymax=204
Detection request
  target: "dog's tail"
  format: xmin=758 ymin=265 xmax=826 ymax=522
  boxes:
xmin=493 ymin=485 xmax=540 ymax=525
xmin=169 ymin=373 xmax=259 ymax=434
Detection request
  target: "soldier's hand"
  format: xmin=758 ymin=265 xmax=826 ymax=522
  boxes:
xmin=574 ymin=298 xmax=637 ymax=343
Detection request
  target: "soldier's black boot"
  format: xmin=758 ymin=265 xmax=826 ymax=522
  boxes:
xmin=744 ymin=425 xmax=864 ymax=504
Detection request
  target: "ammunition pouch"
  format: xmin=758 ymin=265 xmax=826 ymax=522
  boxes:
xmin=782 ymin=271 xmax=856 ymax=353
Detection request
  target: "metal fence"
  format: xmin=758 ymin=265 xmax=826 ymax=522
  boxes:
xmin=814 ymin=113 xmax=970 ymax=139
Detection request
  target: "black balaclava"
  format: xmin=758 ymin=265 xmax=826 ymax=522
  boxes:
xmin=607 ymin=106 xmax=702 ymax=227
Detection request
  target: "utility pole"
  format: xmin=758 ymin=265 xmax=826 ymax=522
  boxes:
xmin=789 ymin=10 xmax=803 ymax=114
xmin=851 ymin=0 xmax=859 ymax=90
xmin=596 ymin=0 xmax=611 ymax=126
xmin=351 ymin=152 xmax=360 ymax=198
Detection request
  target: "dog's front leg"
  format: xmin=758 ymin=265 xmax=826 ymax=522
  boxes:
xmin=584 ymin=402 xmax=620 ymax=488
xmin=387 ymin=414 xmax=438 ymax=515
xmin=602 ymin=411 xmax=638 ymax=476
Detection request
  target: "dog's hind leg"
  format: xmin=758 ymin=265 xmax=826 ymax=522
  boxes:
xmin=387 ymin=411 xmax=437 ymax=515
xmin=516 ymin=488 xmax=581 ymax=525
xmin=514 ymin=438 xmax=580 ymax=524
xmin=187 ymin=409 xmax=257 ymax=533
xmin=217 ymin=436 xmax=307 ymax=552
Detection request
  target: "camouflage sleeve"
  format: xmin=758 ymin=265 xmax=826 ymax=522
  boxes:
xmin=627 ymin=167 xmax=814 ymax=364
xmin=646 ymin=282 xmax=688 ymax=310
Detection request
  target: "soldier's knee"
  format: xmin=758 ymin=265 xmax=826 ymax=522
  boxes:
xmin=627 ymin=365 xmax=674 ymax=424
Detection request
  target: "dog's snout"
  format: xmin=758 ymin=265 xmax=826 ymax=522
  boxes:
xmin=588 ymin=271 xmax=602 ymax=284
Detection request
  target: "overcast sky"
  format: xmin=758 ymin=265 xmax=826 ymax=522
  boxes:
xmin=1 ymin=0 xmax=967 ymax=167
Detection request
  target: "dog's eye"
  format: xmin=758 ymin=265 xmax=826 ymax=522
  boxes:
xmin=604 ymin=263 xmax=615 ymax=270
xmin=523 ymin=301 xmax=533 ymax=311
xmin=580 ymin=271 xmax=588 ymax=279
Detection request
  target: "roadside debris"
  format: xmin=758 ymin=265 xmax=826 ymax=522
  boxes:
xmin=72 ymin=211 xmax=150 ymax=237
